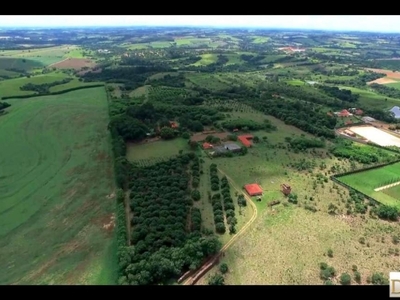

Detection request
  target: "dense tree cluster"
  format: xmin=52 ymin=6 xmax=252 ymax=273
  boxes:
xmin=249 ymin=96 xmax=337 ymax=139
xmin=372 ymin=205 xmax=399 ymax=221
xmin=116 ymin=154 xmax=221 ymax=285
xmin=221 ymin=118 xmax=276 ymax=131
xmin=220 ymin=176 xmax=237 ymax=234
xmin=318 ymin=85 xmax=359 ymax=103
xmin=286 ymin=136 xmax=325 ymax=151
xmin=191 ymin=156 xmax=201 ymax=189
xmin=369 ymin=83 xmax=400 ymax=99
xmin=237 ymin=194 xmax=247 ymax=207
xmin=209 ymin=164 xmax=226 ymax=234
xmin=0 ymin=102 xmax=11 ymax=112
xmin=329 ymin=139 xmax=393 ymax=164
xmin=148 ymin=73 xmax=186 ymax=88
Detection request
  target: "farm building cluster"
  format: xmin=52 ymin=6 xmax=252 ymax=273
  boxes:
xmin=333 ymin=108 xmax=363 ymax=117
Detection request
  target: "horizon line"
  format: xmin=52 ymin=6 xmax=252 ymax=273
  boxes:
xmin=0 ymin=25 xmax=398 ymax=34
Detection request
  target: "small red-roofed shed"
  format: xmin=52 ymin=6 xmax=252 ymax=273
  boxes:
xmin=244 ymin=184 xmax=263 ymax=196
xmin=203 ymin=142 xmax=213 ymax=149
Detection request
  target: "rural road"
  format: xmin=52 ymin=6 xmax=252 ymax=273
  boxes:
xmin=48 ymin=57 xmax=69 ymax=67
xmin=182 ymin=168 xmax=258 ymax=285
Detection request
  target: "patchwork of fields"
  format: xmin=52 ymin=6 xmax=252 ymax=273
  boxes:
xmin=0 ymin=87 xmax=117 ymax=284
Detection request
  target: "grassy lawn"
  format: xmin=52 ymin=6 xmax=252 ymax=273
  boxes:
xmin=0 ymin=57 xmax=44 ymax=71
xmin=186 ymin=73 xmax=231 ymax=90
xmin=0 ymin=87 xmax=116 ymax=284
xmin=49 ymin=79 xmax=104 ymax=93
xmin=192 ymin=110 xmax=400 ymax=285
xmin=126 ymin=138 xmax=190 ymax=167
xmin=250 ymin=36 xmax=270 ymax=44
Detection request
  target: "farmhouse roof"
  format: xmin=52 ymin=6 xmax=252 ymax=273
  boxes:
xmin=224 ymin=143 xmax=241 ymax=151
xmin=203 ymin=142 xmax=213 ymax=149
xmin=214 ymin=146 xmax=228 ymax=153
xmin=244 ymin=184 xmax=263 ymax=196
xmin=238 ymin=135 xmax=253 ymax=147
xmin=390 ymin=106 xmax=400 ymax=118
xmin=338 ymin=109 xmax=351 ymax=117
xmin=355 ymin=109 xmax=363 ymax=115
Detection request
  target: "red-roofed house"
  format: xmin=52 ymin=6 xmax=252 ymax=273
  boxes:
xmin=238 ymin=135 xmax=253 ymax=147
xmin=202 ymin=142 xmax=213 ymax=150
xmin=338 ymin=109 xmax=350 ymax=117
xmin=244 ymin=184 xmax=263 ymax=196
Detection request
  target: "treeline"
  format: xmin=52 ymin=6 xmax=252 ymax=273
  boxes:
xmin=221 ymin=118 xmax=276 ymax=131
xmin=369 ymin=83 xmax=400 ymax=99
xmin=0 ymin=102 xmax=11 ymax=112
xmin=108 ymin=102 xmax=225 ymax=143
xmin=318 ymin=85 xmax=359 ymax=103
xmin=118 ymin=154 xmax=221 ymax=285
xmin=324 ymin=72 xmax=386 ymax=87
xmin=329 ymin=139 xmax=385 ymax=164
xmin=19 ymin=78 xmax=73 ymax=94
xmin=81 ymin=65 xmax=171 ymax=90
xmin=247 ymin=96 xmax=337 ymax=139
xmin=286 ymin=136 xmax=325 ymax=151
xmin=148 ymin=73 xmax=186 ymax=88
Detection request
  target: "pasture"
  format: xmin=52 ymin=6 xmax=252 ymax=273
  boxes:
xmin=191 ymin=53 xmax=218 ymax=66
xmin=348 ymin=126 xmax=400 ymax=147
xmin=0 ymin=87 xmax=117 ymax=284
xmin=194 ymin=111 xmax=400 ymax=285
xmin=386 ymin=81 xmax=400 ymax=90
xmin=126 ymin=138 xmax=190 ymax=167
xmin=0 ymin=45 xmax=77 ymax=66
xmin=0 ymin=72 xmax=103 ymax=98
xmin=250 ymin=36 xmax=270 ymax=44
xmin=0 ymin=57 xmax=44 ymax=71
xmin=338 ymin=163 xmax=400 ymax=208
xmin=338 ymin=86 xmax=400 ymax=109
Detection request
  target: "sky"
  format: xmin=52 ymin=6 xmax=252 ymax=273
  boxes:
xmin=0 ymin=15 xmax=400 ymax=33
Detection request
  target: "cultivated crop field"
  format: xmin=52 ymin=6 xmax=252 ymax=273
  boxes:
xmin=0 ymin=87 xmax=117 ymax=285
xmin=195 ymin=111 xmax=400 ymax=285
xmin=126 ymin=138 xmax=190 ymax=167
xmin=338 ymin=163 xmax=400 ymax=208
xmin=51 ymin=58 xmax=96 ymax=70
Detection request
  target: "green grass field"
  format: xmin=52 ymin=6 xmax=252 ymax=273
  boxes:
xmin=386 ymin=81 xmax=400 ymax=90
xmin=337 ymin=163 xmax=400 ymax=208
xmin=186 ymin=73 xmax=231 ymax=90
xmin=192 ymin=53 xmax=218 ymax=66
xmin=0 ymin=57 xmax=44 ymax=71
xmin=250 ymin=36 xmax=270 ymax=44
xmin=0 ymin=45 xmax=76 ymax=66
xmin=0 ymin=87 xmax=117 ymax=284
xmin=338 ymin=86 xmax=400 ymax=109
xmin=126 ymin=138 xmax=190 ymax=167
xmin=0 ymin=72 xmax=102 ymax=98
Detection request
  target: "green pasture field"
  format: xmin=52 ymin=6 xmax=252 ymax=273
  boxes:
xmin=191 ymin=53 xmax=218 ymax=66
xmin=0 ymin=72 xmax=69 ymax=98
xmin=194 ymin=110 xmax=400 ymax=285
xmin=338 ymin=86 xmax=400 ymax=109
xmin=148 ymin=41 xmax=173 ymax=48
xmin=63 ymin=48 xmax=86 ymax=59
xmin=175 ymin=37 xmax=211 ymax=46
xmin=250 ymin=36 xmax=270 ymax=44
xmin=224 ymin=53 xmax=245 ymax=65
xmin=382 ymin=184 xmax=400 ymax=200
xmin=386 ymin=81 xmax=400 ymax=90
xmin=121 ymin=43 xmax=149 ymax=50
xmin=337 ymin=163 xmax=400 ymax=208
xmin=0 ymin=87 xmax=117 ymax=284
xmin=48 ymin=79 xmax=104 ymax=93
xmin=0 ymin=68 xmax=21 ymax=79
xmin=286 ymin=79 xmax=305 ymax=86
xmin=0 ymin=57 xmax=44 ymax=71
xmin=129 ymin=85 xmax=150 ymax=99
xmin=0 ymin=45 xmax=77 ymax=66
xmin=126 ymin=138 xmax=190 ymax=167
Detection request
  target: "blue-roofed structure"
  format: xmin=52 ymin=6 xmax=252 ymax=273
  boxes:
xmin=390 ymin=106 xmax=400 ymax=119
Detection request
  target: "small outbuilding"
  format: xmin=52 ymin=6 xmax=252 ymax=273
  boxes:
xmin=224 ymin=143 xmax=242 ymax=152
xmin=244 ymin=184 xmax=263 ymax=196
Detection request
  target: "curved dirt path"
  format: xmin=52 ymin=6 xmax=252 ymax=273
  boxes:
xmin=182 ymin=168 xmax=258 ymax=285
